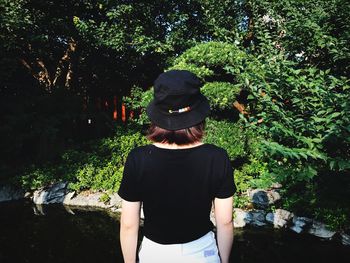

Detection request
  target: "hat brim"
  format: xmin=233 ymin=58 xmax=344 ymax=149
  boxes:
xmin=145 ymin=94 xmax=211 ymax=131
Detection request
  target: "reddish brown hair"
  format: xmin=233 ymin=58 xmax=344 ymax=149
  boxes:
xmin=146 ymin=120 xmax=206 ymax=145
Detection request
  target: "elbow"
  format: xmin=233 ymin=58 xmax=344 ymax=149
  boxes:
xmin=120 ymin=215 xmax=139 ymax=231
xmin=215 ymin=213 xmax=233 ymax=228
xmin=216 ymin=218 xmax=233 ymax=227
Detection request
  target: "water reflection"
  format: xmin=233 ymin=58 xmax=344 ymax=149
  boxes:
xmin=0 ymin=200 xmax=123 ymax=263
xmin=0 ymin=200 xmax=348 ymax=263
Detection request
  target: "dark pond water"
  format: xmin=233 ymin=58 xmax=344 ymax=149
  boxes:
xmin=0 ymin=200 xmax=349 ymax=263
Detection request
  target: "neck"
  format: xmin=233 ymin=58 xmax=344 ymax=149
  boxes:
xmin=153 ymin=142 xmax=204 ymax=149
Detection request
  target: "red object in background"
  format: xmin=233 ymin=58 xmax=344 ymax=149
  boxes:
xmin=129 ymin=110 xmax=134 ymax=119
xmin=122 ymin=103 xmax=126 ymax=122
xmin=113 ymin=96 xmax=117 ymax=120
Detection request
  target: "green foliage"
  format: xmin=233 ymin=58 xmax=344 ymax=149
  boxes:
xmin=123 ymin=86 xmax=144 ymax=111
xmin=249 ymin=0 xmax=350 ymax=76
xmin=0 ymin=0 xmax=33 ymax=50
xmin=241 ymin=159 xmax=272 ymax=190
xmin=99 ymin=192 xmax=111 ymax=204
xmin=203 ymin=119 xmax=246 ymax=160
xmin=66 ymin=125 xmax=149 ymax=192
xmin=280 ymin=178 xmax=350 ymax=231
xmin=167 ymin=37 xmax=349 ymax=229
xmin=19 ymin=166 xmax=56 ymax=191
xmin=202 ymin=82 xmax=241 ymax=111
xmin=233 ymin=195 xmax=250 ymax=209
xmin=15 ymin=124 xmax=149 ymax=192
xmin=131 ymin=89 xmax=153 ymax=126
xmin=233 ymin=166 xmax=254 ymax=194
xmin=246 ymin=59 xmax=350 ymax=179
xmin=69 ymin=163 xmax=96 ymax=191
xmin=170 ymin=41 xmax=248 ymax=80
xmin=73 ymin=0 xmax=245 ymax=56
xmin=1 ymin=0 xmax=350 ymax=232
xmin=314 ymin=207 xmax=349 ymax=231
xmin=0 ymin=90 xmax=84 ymax=181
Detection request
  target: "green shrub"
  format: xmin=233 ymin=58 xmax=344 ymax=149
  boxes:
xmin=68 ymin=163 xmax=96 ymax=191
xmin=234 ymin=158 xmax=272 ymax=192
xmin=170 ymin=41 xmax=248 ymax=80
xmin=233 ymin=195 xmax=250 ymax=209
xmin=99 ymin=192 xmax=111 ymax=204
xmin=314 ymin=207 xmax=349 ymax=231
xmin=19 ymin=165 xmax=56 ymax=191
xmin=66 ymin=126 xmax=148 ymax=192
xmin=15 ymin=124 xmax=149 ymax=193
xmin=130 ymin=89 xmax=153 ymax=126
xmin=204 ymin=119 xmax=246 ymax=160
xmin=202 ymin=82 xmax=241 ymax=111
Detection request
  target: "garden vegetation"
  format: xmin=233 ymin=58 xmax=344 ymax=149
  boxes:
xmin=0 ymin=0 xmax=349 ymax=230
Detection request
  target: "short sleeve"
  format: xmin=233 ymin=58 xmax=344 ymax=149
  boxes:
xmin=117 ymin=151 xmax=142 ymax=201
xmin=215 ymin=150 xmax=237 ymax=198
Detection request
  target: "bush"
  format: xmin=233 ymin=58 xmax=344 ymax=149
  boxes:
xmin=14 ymin=123 xmax=149 ymax=193
xmin=19 ymin=165 xmax=56 ymax=191
xmin=99 ymin=192 xmax=111 ymax=204
xmin=202 ymin=82 xmax=241 ymax=111
xmin=170 ymin=41 xmax=248 ymax=80
xmin=203 ymin=119 xmax=246 ymax=160
xmin=314 ymin=207 xmax=349 ymax=231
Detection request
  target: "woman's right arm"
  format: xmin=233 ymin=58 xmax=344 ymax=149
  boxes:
xmin=214 ymin=196 xmax=234 ymax=263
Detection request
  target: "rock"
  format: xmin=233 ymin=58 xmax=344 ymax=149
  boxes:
xmin=266 ymin=212 xmax=274 ymax=224
xmin=249 ymin=189 xmax=269 ymax=209
xmin=223 ymin=208 xmax=266 ymax=228
xmin=110 ymin=207 xmax=122 ymax=213
xmin=248 ymin=189 xmax=281 ymax=209
xmin=31 ymin=181 xmax=123 ymax=210
xmin=0 ymin=184 xmax=25 ymax=202
xmin=24 ymin=192 xmax=32 ymax=198
xmin=246 ymin=210 xmax=267 ymax=227
xmin=63 ymin=205 xmax=76 ymax=215
xmin=308 ymin=221 xmax=336 ymax=239
xmin=33 ymin=204 xmax=46 ymax=215
xmin=266 ymin=190 xmax=281 ymax=204
xmin=63 ymin=191 xmax=109 ymax=208
xmin=265 ymin=209 xmax=293 ymax=228
xmin=33 ymin=182 xmax=68 ymax=204
xmin=109 ymin=193 xmax=123 ymax=208
xmin=62 ymin=191 xmax=123 ymax=209
xmin=234 ymin=208 xmax=248 ymax=228
xmin=271 ymin=182 xmax=282 ymax=189
xmin=63 ymin=191 xmax=75 ymax=202
xmin=340 ymin=232 xmax=350 ymax=246
xmin=290 ymin=216 xmax=313 ymax=233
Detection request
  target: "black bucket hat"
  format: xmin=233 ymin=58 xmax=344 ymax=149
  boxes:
xmin=146 ymin=70 xmax=211 ymax=130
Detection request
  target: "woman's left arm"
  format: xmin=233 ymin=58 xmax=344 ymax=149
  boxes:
xmin=120 ymin=200 xmax=141 ymax=263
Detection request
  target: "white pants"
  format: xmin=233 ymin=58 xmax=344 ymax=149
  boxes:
xmin=138 ymin=231 xmax=221 ymax=263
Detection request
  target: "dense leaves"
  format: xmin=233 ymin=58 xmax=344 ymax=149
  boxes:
xmin=1 ymin=0 xmax=349 ymax=230
xmin=247 ymin=0 xmax=350 ymax=76
xmin=15 ymin=124 xmax=148 ymax=192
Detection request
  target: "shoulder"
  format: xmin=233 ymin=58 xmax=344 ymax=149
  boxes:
xmin=202 ymin=143 xmax=229 ymax=157
xmin=127 ymin=144 xmax=153 ymax=158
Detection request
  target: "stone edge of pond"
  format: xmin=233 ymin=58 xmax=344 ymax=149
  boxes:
xmin=0 ymin=182 xmax=349 ymax=246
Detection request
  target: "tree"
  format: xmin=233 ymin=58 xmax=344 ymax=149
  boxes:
xmin=0 ymin=0 xmax=87 ymax=93
xmin=246 ymin=0 xmax=350 ymax=76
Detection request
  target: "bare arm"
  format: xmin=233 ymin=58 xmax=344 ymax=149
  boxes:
xmin=120 ymin=200 xmax=141 ymax=263
xmin=214 ymin=196 xmax=234 ymax=263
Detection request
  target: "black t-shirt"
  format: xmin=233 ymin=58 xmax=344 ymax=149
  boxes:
xmin=118 ymin=143 xmax=236 ymax=244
